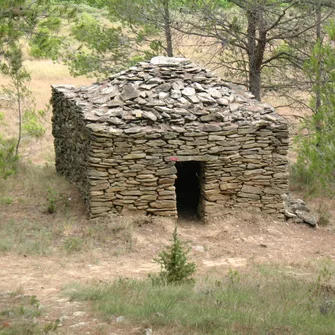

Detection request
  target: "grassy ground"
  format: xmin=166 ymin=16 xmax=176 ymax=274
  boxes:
xmin=0 ymin=289 xmax=59 ymax=335
xmin=0 ymin=163 xmax=134 ymax=257
xmin=65 ymin=263 xmax=335 ymax=335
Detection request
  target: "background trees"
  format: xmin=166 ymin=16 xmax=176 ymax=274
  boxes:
xmin=172 ymin=0 xmax=335 ymax=102
xmin=294 ymin=22 xmax=335 ymax=193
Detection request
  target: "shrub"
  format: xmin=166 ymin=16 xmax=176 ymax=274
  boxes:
xmin=152 ymin=225 xmax=196 ymax=285
xmin=0 ymin=137 xmax=18 ymax=178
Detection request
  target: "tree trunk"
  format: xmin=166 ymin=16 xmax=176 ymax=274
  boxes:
xmin=163 ymin=0 xmax=173 ymax=57
xmin=15 ymin=82 xmax=22 ymax=157
xmin=246 ymin=7 xmax=266 ymax=101
xmin=315 ymin=5 xmax=322 ymax=113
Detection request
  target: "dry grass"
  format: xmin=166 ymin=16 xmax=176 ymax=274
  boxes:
xmin=0 ymin=163 xmax=137 ymax=256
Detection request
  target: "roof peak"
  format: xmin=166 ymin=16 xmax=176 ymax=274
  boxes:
xmin=150 ymin=56 xmax=191 ymax=66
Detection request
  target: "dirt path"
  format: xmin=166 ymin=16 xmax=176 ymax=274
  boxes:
xmin=1 ymin=215 xmax=335 ymax=334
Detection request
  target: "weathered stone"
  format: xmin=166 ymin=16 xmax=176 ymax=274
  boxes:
xmin=237 ymin=192 xmax=261 ymax=200
xmin=120 ymin=83 xmax=140 ymax=101
xmin=123 ymin=153 xmax=146 ymax=159
xmin=142 ymin=111 xmax=157 ymax=121
xmin=150 ymin=200 xmax=176 ymax=208
xmin=241 ymin=185 xmax=262 ymax=194
xmin=202 ymin=124 xmax=222 ymax=132
xmin=244 ymin=169 xmax=265 ymax=176
xmin=156 ymin=166 xmax=177 ymax=176
xmin=182 ymin=87 xmax=196 ymax=96
xmin=208 ymin=88 xmax=222 ymax=99
xmin=156 ymin=83 xmax=172 ymax=92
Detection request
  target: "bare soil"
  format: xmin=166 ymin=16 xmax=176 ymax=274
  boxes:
xmin=1 ymin=211 xmax=335 ymax=334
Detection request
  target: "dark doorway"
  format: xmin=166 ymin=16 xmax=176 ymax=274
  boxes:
xmin=175 ymin=161 xmax=201 ymax=219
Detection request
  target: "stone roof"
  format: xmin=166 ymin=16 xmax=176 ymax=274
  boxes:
xmin=53 ymin=56 xmax=287 ymax=135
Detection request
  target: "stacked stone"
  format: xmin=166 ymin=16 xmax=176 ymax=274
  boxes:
xmin=51 ymin=56 xmax=289 ymax=220
xmin=51 ymin=85 xmax=91 ymax=202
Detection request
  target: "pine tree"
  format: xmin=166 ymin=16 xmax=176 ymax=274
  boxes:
xmin=295 ymin=22 xmax=335 ymax=194
xmin=154 ymin=225 xmax=196 ymax=284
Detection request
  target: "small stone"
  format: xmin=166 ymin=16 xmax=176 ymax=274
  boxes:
xmin=156 ymin=166 xmax=177 ymax=176
xmin=120 ymin=83 xmax=140 ymax=100
xmin=101 ymin=86 xmax=119 ymax=96
xmin=217 ymin=98 xmax=229 ymax=105
xmin=230 ymin=103 xmax=241 ymax=112
xmin=182 ymin=87 xmax=196 ymax=96
xmin=124 ymin=127 xmax=142 ymax=134
xmin=197 ymin=92 xmax=215 ymax=103
xmin=156 ymin=83 xmax=172 ymax=92
xmin=150 ymin=56 xmax=189 ymax=65
xmin=123 ymin=153 xmax=146 ymax=159
xmin=193 ymin=245 xmax=205 ymax=252
xmin=116 ymin=316 xmax=125 ymax=323
xmin=285 ymin=210 xmax=297 ymax=219
xmin=193 ymin=83 xmax=206 ymax=91
xmin=202 ymin=124 xmax=221 ymax=132
xmin=143 ymin=111 xmax=157 ymax=121
xmin=208 ymin=88 xmax=222 ymax=98
xmin=241 ymin=185 xmax=262 ymax=194
xmin=296 ymin=210 xmax=318 ymax=227
xmin=150 ymin=200 xmax=176 ymax=208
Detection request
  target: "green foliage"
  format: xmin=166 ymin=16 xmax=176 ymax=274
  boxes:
xmin=152 ymin=225 xmax=196 ymax=284
xmin=0 ymin=196 xmax=13 ymax=205
xmin=295 ymin=23 xmax=335 ymax=195
xmin=29 ymin=27 xmax=62 ymax=59
xmin=23 ymin=109 xmax=46 ymax=138
xmin=1 ymin=43 xmax=46 ymax=157
xmin=0 ymin=137 xmax=18 ymax=179
xmin=0 ymin=0 xmax=76 ymax=64
xmin=62 ymin=12 xmax=130 ymax=77
xmin=46 ymin=187 xmax=58 ymax=214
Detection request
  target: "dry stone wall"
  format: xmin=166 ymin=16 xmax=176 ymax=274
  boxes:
xmin=52 ymin=57 xmax=289 ymax=221
xmin=52 ymin=85 xmax=91 ymax=202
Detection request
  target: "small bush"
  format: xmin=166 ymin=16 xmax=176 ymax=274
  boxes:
xmin=46 ymin=187 xmax=58 ymax=214
xmin=0 ymin=137 xmax=18 ymax=179
xmin=152 ymin=225 xmax=196 ymax=285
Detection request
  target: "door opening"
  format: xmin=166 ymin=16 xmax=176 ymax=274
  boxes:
xmin=175 ymin=161 xmax=201 ymax=220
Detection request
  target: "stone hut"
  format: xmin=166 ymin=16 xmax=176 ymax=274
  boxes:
xmin=51 ymin=56 xmax=289 ymax=221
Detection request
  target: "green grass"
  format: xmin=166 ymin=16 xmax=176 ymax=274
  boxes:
xmin=65 ymin=267 xmax=335 ymax=335
xmin=0 ymin=292 xmax=59 ymax=335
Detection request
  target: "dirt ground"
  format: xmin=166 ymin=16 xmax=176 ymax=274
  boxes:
xmin=1 ymin=211 xmax=334 ymax=334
